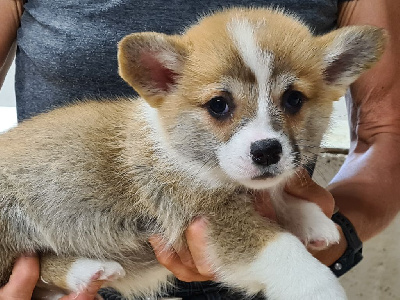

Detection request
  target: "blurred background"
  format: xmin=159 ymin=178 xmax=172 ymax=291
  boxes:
xmin=0 ymin=61 xmax=17 ymax=133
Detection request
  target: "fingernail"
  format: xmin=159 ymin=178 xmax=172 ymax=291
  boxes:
xmin=90 ymin=270 xmax=103 ymax=281
xmin=193 ymin=216 xmax=208 ymax=226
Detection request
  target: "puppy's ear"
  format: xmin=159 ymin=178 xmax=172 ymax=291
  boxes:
xmin=118 ymin=33 xmax=187 ymax=107
xmin=318 ymin=26 xmax=386 ymax=89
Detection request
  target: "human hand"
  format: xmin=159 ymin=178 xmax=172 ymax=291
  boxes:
xmin=252 ymin=168 xmax=336 ymax=225
xmin=58 ymin=275 xmax=107 ymax=300
xmin=149 ymin=217 xmax=215 ymax=282
xmin=0 ymin=254 xmax=106 ymax=300
xmin=149 ymin=168 xmax=338 ymax=282
xmin=0 ymin=254 xmax=40 ymax=300
xmin=284 ymin=168 xmax=336 ymax=220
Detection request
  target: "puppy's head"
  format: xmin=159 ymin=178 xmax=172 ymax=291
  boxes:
xmin=118 ymin=8 xmax=386 ymax=189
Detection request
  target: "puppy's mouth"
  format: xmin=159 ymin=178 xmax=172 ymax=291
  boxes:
xmin=251 ymin=172 xmax=275 ymax=180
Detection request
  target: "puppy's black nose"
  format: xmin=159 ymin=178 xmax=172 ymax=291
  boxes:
xmin=250 ymin=139 xmax=282 ymax=166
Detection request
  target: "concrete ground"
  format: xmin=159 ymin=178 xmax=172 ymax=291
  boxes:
xmin=1 ymin=64 xmax=399 ymax=299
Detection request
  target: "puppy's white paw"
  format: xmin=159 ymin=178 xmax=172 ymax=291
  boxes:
xmin=280 ymin=198 xmax=340 ymax=249
xmin=66 ymin=259 xmax=126 ymax=293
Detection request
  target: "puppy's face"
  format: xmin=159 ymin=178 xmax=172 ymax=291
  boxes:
xmin=118 ymin=8 xmax=385 ymax=189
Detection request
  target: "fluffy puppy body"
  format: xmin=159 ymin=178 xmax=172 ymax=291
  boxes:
xmin=0 ymin=7 xmax=385 ymax=300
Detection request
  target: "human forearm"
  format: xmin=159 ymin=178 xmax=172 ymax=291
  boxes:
xmin=313 ymin=134 xmax=400 ymax=267
xmin=329 ymin=135 xmax=400 ymax=242
xmin=332 ymin=0 xmax=400 ymax=241
xmin=313 ymin=0 xmax=400 ymax=266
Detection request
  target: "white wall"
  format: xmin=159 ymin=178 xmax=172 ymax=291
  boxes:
xmin=0 ymin=61 xmax=17 ymax=107
xmin=0 ymin=61 xmax=17 ymax=133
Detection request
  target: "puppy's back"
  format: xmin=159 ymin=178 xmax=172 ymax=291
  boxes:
xmin=0 ymin=98 xmax=152 ymax=255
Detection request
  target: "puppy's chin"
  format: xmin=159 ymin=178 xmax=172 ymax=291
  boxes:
xmin=234 ymin=170 xmax=294 ymax=190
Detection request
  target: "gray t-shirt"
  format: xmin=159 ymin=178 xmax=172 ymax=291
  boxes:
xmin=16 ymin=0 xmax=341 ymax=121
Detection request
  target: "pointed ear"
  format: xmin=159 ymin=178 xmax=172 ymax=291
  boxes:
xmin=118 ymin=32 xmax=187 ymax=107
xmin=318 ymin=26 xmax=386 ymax=89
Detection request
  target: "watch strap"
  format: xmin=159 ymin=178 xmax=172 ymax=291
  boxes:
xmin=329 ymin=211 xmax=363 ymax=277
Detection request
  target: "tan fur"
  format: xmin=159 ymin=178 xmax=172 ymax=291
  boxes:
xmin=40 ymin=255 xmax=76 ymax=290
xmin=0 ymin=7 xmax=385 ymax=299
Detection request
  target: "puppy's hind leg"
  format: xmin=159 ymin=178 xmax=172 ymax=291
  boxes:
xmin=0 ymin=251 xmax=18 ymax=287
xmin=205 ymin=199 xmax=346 ymax=300
xmin=39 ymin=254 xmax=126 ymax=297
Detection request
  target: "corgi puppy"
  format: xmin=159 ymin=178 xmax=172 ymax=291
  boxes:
xmin=0 ymin=7 xmax=385 ymax=300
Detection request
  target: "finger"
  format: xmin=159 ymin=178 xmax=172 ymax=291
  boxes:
xmin=185 ymin=218 xmax=215 ymax=279
xmin=174 ymin=244 xmax=197 ymax=270
xmin=1 ymin=254 xmax=40 ymax=299
xmin=285 ymin=168 xmax=335 ymax=217
xmin=149 ymin=236 xmax=211 ymax=282
xmin=60 ymin=280 xmax=106 ymax=300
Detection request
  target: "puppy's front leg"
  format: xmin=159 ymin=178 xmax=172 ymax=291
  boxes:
xmin=38 ymin=254 xmax=125 ymax=298
xmin=270 ymin=184 xmax=340 ymax=249
xmin=206 ymin=200 xmax=346 ymax=300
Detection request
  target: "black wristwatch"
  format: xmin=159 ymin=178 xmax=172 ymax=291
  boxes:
xmin=329 ymin=211 xmax=363 ymax=277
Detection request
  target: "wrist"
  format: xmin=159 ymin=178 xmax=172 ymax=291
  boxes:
xmin=313 ymin=211 xmax=364 ymax=277
xmin=329 ymin=212 xmax=363 ymax=277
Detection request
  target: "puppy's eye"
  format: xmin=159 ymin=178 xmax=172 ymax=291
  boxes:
xmin=206 ymin=96 xmax=233 ymax=119
xmin=281 ymin=89 xmax=305 ymax=114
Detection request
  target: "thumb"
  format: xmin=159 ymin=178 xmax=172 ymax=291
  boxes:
xmin=60 ymin=280 xmax=106 ymax=300
xmin=285 ymin=168 xmax=335 ymax=217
